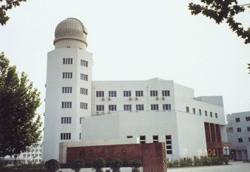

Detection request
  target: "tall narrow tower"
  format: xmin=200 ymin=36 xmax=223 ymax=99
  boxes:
xmin=43 ymin=18 xmax=92 ymax=161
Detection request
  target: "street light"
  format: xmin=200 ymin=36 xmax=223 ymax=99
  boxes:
xmin=223 ymin=146 xmax=229 ymax=155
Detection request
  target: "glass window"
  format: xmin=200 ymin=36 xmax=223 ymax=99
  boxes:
xmin=109 ymin=91 xmax=116 ymax=97
xmin=150 ymin=90 xmax=158 ymax=97
xmin=162 ymin=90 xmax=170 ymax=96
xmin=135 ymin=91 xmax=143 ymax=97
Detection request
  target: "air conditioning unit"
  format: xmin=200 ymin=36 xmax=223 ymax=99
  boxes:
xmin=102 ymin=111 xmax=105 ymax=114
xmin=135 ymin=97 xmax=138 ymax=100
xmin=97 ymin=112 xmax=100 ymax=115
xmin=156 ymin=97 xmax=159 ymax=100
xmin=108 ymin=97 xmax=111 ymax=101
xmin=162 ymin=97 xmax=165 ymax=100
xmin=102 ymin=97 xmax=105 ymax=101
xmin=129 ymin=97 xmax=132 ymax=101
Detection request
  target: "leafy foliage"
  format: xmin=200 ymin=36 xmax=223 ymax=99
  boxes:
xmin=0 ymin=52 xmax=42 ymax=158
xmin=189 ymin=0 xmax=250 ymax=44
xmin=44 ymin=159 xmax=60 ymax=172
xmin=70 ymin=159 xmax=85 ymax=172
xmin=128 ymin=159 xmax=142 ymax=170
xmin=91 ymin=158 xmax=106 ymax=172
xmin=110 ymin=159 xmax=123 ymax=172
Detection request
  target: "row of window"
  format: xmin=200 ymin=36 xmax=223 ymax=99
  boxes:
xmin=23 ymin=154 xmax=42 ymax=158
xmin=186 ymin=106 xmax=218 ymax=118
xmin=96 ymin=104 xmax=171 ymax=111
xmin=238 ymin=137 xmax=250 ymax=143
xmin=236 ymin=127 xmax=250 ymax=132
xmin=235 ymin=116 xmax=250 ymax=122
xmin=63 ymin=58 xmax=88 ymax=67
xmin=96 ymin=90 xmax=170 ymax=98
xmin=62 ymin=102 xmax=87 ymax=109
xmin=62 ymin=72 xmax=88 ymax=81
xmin=62 ymin=87 xmax=88 ymax=95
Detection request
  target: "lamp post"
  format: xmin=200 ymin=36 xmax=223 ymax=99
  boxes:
xmin=223 ymin=146 xmax=229 ymax=155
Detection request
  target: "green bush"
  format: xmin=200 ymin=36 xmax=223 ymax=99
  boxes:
xmin=70 ymin=159 xmax=85 ymax=172
xmin=167 ymin=160 xmax=173 ymax=168
xmin=200 ymin=156 xmax=212 ymax=166
xmin=219 ymin=156 xmax=229 ymax=165
xmin=91 ymin=158 xmax=106 ymax=172
xmin=179 ymin=158 xmax=187 ymax=167
xmin=172 ymin=159 xmax=179 ymax=167
xmin=44 ymin=159 xmax=60 ymax=172
xmin=128 ymin=159 xmax=142 ymax=171
xmin=193 ymin=156 xmax=201 ymax=166
xmin=132 ymin=169 xmax=140 ymax=172
xmin=110 ymin=159 xmax=123 ymax=172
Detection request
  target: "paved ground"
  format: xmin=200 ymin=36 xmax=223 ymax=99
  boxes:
xmin=168 ymin=161 xmax=250 ymax=172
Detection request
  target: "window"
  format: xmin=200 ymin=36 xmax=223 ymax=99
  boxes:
xmin=186 ymin=106 xmax=189 ymax=113
xmin=96 ymin=91 xmax=104 ymax=97
xmin=246 ymin=117 xmax=250 ymax=121
xmin=238 ymin=138 xmax=243 ymax=143
xmin=80 ymin=88 xmax=88 ymax=95
xmin=150 ymin=90 xmax=158 ymax=97
xmin=237 ymin=128 xmax=241 ymax=132
xmin=62 ymin=87 xmax=72 ymax=93
xmin=199 ymin=109 xmax=202 ymax=115
xmin=249 ymin=137 xmax=250 ymax=142
xmin=61 ymin=117 xmax=71 ymax=124
xmin=67 ymin=46 xmax=71 ymax=48
xmin=166 ymin=135 xmax=172 ymax=154
xmin=153 ymin=135 xmax=159 ymax=143
xmin=127 ymin=136 xmax=133 ymax=138
xmin=96 ymin=105 xmax=104 ymax=111
xmin=205 ymin=111 xmax=208 ymax=116
xmin=140 ymin=136 xmax=146 ymax=143
xmin=62 ymin=72 xmax=72 ymax=79
xmin=193 ymin=108 xmax=196 ymax=114
xmin=136 ymin=104 xmax=144 ymax=111
xmin=135 ymin=91 xmax=143 ymax=97
xmin=235 ymin=118 xmax=240 ymax=122
xmin=80 ymin=74 xmax=88 ymax=81
xmin=63 ymin=58 xmax=73 ymax=64
xmin=151 ymin=104 xmax=159 ymax=111
xmin=123 ymin=91 xmax=131 ymax=97
xmin=163 ymin=104 xmax=171 ymax=111
xmin=109 ymin=105 xmax=117 ymax=111
xmin=247 ymin=127 xmax=250 ymax=132
xmin=109 ymin=91 xmax=116 ymax=97
xmin=61 ymin=133 xmax=71 ymax=140
xmin=227 ymin=127 xmax=233 ymax=133
xmin=81 ymin=60 xmax=88 ymax=67
xmin=210 ymin=112 xmax=213 ymax=117
xmin=215 ymin=113 xmax=218 ymax=118
xmin=79 ymin=133 xmax=81 ymax=140
xmin=62 ymin=102 xmax=72 ymax=108
xmin=80 ymin=103 xmax=88 ymax=109
xmin=162 ymin=90 xmax=170 ymax=96
xmin=124 ymin=105 xmax=132 ymax=111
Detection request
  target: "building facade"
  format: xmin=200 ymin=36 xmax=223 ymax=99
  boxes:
xmin=43 ymin=18 xmax=229 ymax=162
xmin=227 ymin=112 xmax=250 ymax=160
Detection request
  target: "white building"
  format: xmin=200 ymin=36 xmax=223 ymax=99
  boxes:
xmin=227 ymin=112 xmax=250 ymax=160
xmin=43 ymin=18 xmax=229 ymax=162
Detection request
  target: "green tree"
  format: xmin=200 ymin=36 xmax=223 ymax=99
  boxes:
xmin=0 ymin=0 xmax=27 ymax=26
xmin=44 ymin=159 xmax=60 ymax=172
xmin=70 ymin=159 xmax=85 ymax=172
xmin=91 ymin=158 xmax=106 ymax=172
xmin=188 ymin=0 xmax=250 ymax=44
xmin=110 ymin=159 xmax=123 ymax=172
xmin=0 ymin=52 xmax=42 ymax=162
xmin=128 ymin=159 xmax=142 ymax=172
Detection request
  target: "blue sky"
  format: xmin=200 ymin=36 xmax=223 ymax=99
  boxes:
xmin=0 ymin=0 xmax=250 ymax=128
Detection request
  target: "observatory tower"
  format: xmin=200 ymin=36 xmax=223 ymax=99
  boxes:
xmin=43 ymin=18 xmax=92 ymax=161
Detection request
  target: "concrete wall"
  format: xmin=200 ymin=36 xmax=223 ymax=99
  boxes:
xmin=57 ymin=167 xmax=143 ymax=172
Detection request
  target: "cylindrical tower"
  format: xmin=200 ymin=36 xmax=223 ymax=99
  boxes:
xmin=43 ymin=18 xmax=93 ymax=161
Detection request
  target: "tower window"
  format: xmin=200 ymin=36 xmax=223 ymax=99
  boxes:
xmin=63 ymin=58 xmax=73 ymax=64
xmin=215 ymin=113 xmax=218 ymax=118
xmin=246 ymin=117 xmax=250 ymax=121
xmin=235 ymin=118 xmax=240 ymax=122
xmin=62 ymin=102 xmax=72 ymax=108
xmin=62 ymin=72 xmax=72 ymax=79
xmin=61 ymin=117 xmax=71 ymax=124
xmin=62 ymin=87 xmax=72 ymax=93
xmin=199 ymin=109 xmax=202 ymax=115
xmin=96 ymin=91 xmax=104 ymax=97
xmin=123 ymin=91 xmax=131 ymax=97
xmin=96 ymin=105 xmax=104 ymax=111
xmin=162 ymin=90 xmax=170 ymax=96
xmin=163 ymin=104 xmax=171 ymax=111
xmin=210 ymin=112 xmax=213 ymax=117
xmin=166 ymin=135 xmax=172 ymax=154
xmin=109 ymin=91 xmax=116 ymax=97
xmin=80 ymin=74 xmax=88 ymax=81
xmin=193 ymin=108 xmax=196 ymax=114
xmin=80 ymin=88 xmax=88 ymax=95
xmin=205 ymin=111 xmax=208 ymax=116
xmin=238 ymin=138 xmax=243 ymax=143
xmin=109 ymin=105 xmax=117 ymax=111
xmin=151 ymin=104 xmax=159 ymax=111
xmin=186 ymin=106 xmax=189 ymax=113
xmin=124 ymin=104 xmax=132 ymax=111
xmin=136 ymin=104 xmax=144 ymax=111
xmin=81 ymin=60 xmax=88 ymax=67
xmin=140 ymin=136 xmax=146 ymax=143
xmin=80 ymin=103 xmax=88 ymax=109
xmin=153 ymin=135 xmax=159 ymax=143
xmin=135 ymin=91 xmax=143 ymax=97
xmin=61 ymin=133 xmax=71 ymax=140
xmin=237 ymin=128 xmax=241 ymax=132
xmin=150 ymin=90 xmax=158 ymax=97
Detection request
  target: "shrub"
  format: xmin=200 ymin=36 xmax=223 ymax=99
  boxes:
xmin=128 ymin=159 xmax=142 ymax=171
xmin=0 ymin=159 xmax=5 ymax=169
xmin=200 ymin=156 xmax=212 ymax=166
xmin=186 ymin=157 xmax=193 ymax=166
xmin=219 ymin=156 xmax=229 ymax=165
xmin=44 ymin=159 xmax=60 ymax=172
xmin=91 ymin=158 xmax=106 ymax=172
xmin=70 ymin=159 xmax=85 ymax=172
xmin=110 ymin=159 xmax=123 ymax=172
xmin=172 ymin=159 xmax=179 ymax=167
xmin=179 ymin=158 xmax=187 ymax=167
xmin=193 ymin=156 xmax=201 ymax=166
xmin=167 ymin=160 xmax=173 ymax=168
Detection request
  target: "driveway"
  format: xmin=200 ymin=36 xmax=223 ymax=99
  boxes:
xmin=168 ymin=161 xmax=250 ymax=172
